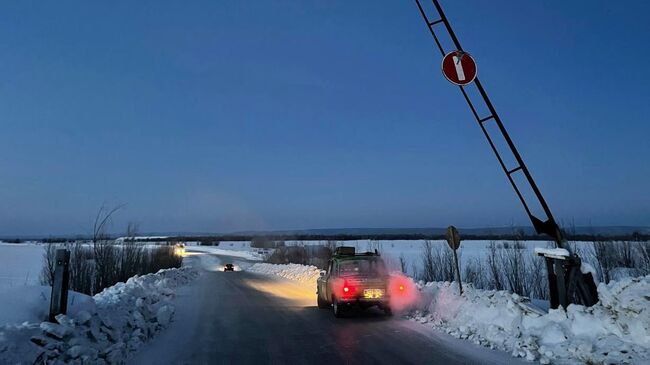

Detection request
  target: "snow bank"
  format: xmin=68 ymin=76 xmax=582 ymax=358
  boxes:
xmin=247 ymin=263 xmax=321 ymax=290
xmin=245 ymin=261 xmax=650 ymax=364
xmin=0 ymin=286 xmax=95 ymax=326
xmin=0 ymin=267 xmax=198 ymax=364
xmin=409 ymin=276 xmax=650 ymax=364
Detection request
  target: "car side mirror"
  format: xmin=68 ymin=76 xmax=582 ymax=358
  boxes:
xmin=319 ymin=270 xmax=326 ymax=277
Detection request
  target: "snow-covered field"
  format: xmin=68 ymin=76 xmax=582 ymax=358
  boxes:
xmin=186 ymin=243 xmax=264 ymax=261
xmin=247 ymin=262 xmax=650 ymax=365
xmin=0 ymin=243 xmax=45 ymax=292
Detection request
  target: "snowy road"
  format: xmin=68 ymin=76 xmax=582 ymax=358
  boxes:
xmin=129 ymin=253 xmax=527 ymax=365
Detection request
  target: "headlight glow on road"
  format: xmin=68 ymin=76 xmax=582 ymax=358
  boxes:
xmin=242 ymin=278 xmax=314 ymax=307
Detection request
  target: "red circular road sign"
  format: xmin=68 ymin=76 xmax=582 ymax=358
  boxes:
xmin=441 ymin=51 xmax=477 ymax=86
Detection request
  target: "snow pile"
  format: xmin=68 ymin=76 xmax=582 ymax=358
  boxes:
xmin=0 ymin=286 xmax=95 ymax=326
xmin=247 ymin=263 xmax=321 ymax=290
xmin=0 ymin=267 xmax=197 ymax=364
xmin=409 ymin=275 xmax=650 ymax=364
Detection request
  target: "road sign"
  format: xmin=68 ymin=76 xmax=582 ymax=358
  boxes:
xmin=445 ymin=225 xmax=463 ymax=294
xmin=446 ymin=225 xmax=461 ymax=250
xmin=441 ymin=51 xmax=477 ymax=86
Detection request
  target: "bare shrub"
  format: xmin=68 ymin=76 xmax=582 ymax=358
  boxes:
xmin=499 ymin=239 xmax=529 ymax=296
xmin=420 ymin=240 xmax=436 ymax=282
xmin=307 ymin=245 xmax=333 ymax=269
xmin=68 ymin=242 xmax=94 ymax=294
xmin=40 ymin=242 xmax=58 ymax=285
xmin=591 ymin=240 xmax=639 ymax=283
xmin=92 ymin=205 xmax=122 ymax=292
xmin=636 ymin=241 xmax=650 ymax=275
xmin=419 ymin=240 xmax=454 ymax=282
xmin=142 ymin=246 xmax=183 ymax=273
xmin=325 ymin=240 xmax=339 ymax=253
xmin=267 ymin=246 xmax=308 ymax=265
xmin=118 ymin=222 xmax=144 ymax=281
xmin=486 ymin=241 xmax=504 ymax=290
xmin=463 ymin=257 xmax=485 ymax=289
xmin=251 ymin=237 xmax=281 ymax=249
xmin=527 ymin=252 xmax=548 ymax=300
xmin=40 ymin=206 xmax=184 ymax=296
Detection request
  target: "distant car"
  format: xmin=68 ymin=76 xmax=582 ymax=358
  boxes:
xmin=224 ymin=264 xmax=235 ymax=272
xmin=317 ymin=247 xmax=391 ymax=317
xmin=173 ymin=243 xmax=186 ymax=256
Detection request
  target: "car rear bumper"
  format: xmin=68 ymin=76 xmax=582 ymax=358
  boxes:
xmin=337 ymin=296 xmax=389 ymax=306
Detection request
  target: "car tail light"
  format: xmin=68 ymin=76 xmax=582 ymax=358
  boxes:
xmin=341 ymin=281 xmax=355 ymax=296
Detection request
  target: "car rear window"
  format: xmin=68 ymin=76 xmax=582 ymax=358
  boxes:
xmin=339 ymin=259 xmax=386 ymax=275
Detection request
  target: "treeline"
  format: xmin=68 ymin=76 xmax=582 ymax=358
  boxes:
xmin=5 ymin=231 xmax=649 ymax=244
xmin=75 ymin=231 xmax=650 ymax=243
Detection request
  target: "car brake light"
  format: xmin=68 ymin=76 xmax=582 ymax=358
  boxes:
xmin=399 ymin=285 xmax=405 ymax=291
xmin=341 ymin=281 xmax=355 ymax=296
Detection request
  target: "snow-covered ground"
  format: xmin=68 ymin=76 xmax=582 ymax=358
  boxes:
xmin=247 ymin=262 xmax=650 ymax=365
xmin=186 ymin=244 xmax=264 ymax=261
xmin=0 ymin=267 xmax=198 ymax=364
xmin=0 ymin=243 xmax=45 ymax=292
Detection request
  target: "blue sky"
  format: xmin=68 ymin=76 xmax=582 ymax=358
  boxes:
xmin=0 ymin=1 xmax=648 ymax=235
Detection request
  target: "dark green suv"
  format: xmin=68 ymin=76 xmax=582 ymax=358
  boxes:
xmin=316 ymin=247 xmax=391 ymax=317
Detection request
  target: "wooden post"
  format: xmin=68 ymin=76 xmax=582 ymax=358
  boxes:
xmin=49 ymin=249 xmax=70 ymax=322
xmin=452 ymin=247 xmax=463 ymax=295
xmin=446 ymin=226 xmax=463 ymax=295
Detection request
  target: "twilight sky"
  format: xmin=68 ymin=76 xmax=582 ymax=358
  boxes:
xmin=0 ymin=0 xmax=648 ymax=235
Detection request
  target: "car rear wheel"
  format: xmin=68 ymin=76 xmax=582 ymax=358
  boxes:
xmin=332 ymin=297 xmax=344 ymax=318
xmin=317 ymin=293 xmax=328 ymax=309
xmin=383 ymin=306 xmax=393 ymax=316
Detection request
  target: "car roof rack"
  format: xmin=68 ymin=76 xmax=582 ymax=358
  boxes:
xmin=334 ymin=246 xmax=380 ymax=257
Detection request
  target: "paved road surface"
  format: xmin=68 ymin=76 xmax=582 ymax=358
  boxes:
xmin=129 ymin=252 xmax=528 ymax=365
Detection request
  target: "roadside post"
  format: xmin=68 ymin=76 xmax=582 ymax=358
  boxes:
xmin=49 ymin=248 xmax=70 ymax=322
xmin=445 ymin=226 xmax=463 ymax=295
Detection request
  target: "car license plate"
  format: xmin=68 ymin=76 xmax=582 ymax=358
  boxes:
xmin=363 ymin=289 xmax=384 ymax=299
